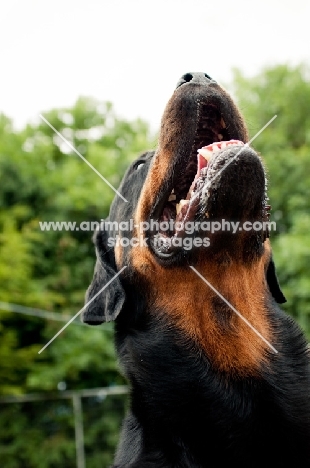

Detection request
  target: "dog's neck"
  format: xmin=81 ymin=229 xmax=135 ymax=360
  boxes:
xmin=130 ymin=247 xmax=272 ymax=376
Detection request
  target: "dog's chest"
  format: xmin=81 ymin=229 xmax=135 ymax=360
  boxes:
xmin=116 ymin=319 xmax=257 ymax=425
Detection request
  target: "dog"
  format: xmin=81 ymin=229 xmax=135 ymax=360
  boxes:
xmin=83 ymin=73 xmax=310 ymax=467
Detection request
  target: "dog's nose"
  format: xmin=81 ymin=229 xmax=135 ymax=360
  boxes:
xmin=176 ymin=72 xmax=216 ymax=89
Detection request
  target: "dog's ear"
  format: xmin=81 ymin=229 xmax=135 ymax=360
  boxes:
xmin=266 ymin=256 xmax=287 ymax=304
xmin=82 ymin=229 xmax=126 ymax=324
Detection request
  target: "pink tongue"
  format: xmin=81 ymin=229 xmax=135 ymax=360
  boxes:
xmin=197 ymin=153 xmax=208 ymax=172
xmin=186 ymin=140 xmax=244 ymax=200
xmin=197 ymin=139 xmax=245 ymax=173
xmin=187 ymin=140 xmax=245 ymax=199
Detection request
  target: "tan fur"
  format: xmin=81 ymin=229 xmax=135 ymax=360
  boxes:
xmin=129 ymin=241 xmax=272 ymax=375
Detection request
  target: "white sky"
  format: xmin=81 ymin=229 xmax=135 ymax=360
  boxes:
xmin=1 ymin=0 xmax=309 ymax=132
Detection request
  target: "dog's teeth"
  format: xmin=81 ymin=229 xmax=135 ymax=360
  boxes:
xmin=176 ymin=199 xmax=188 ymax=215
xmin=217 ymin=133 xmax=223 ymax=141
xmin=220 ymin=117 xmax=226 ymax=128
xmin=198 ymin=148 xmax=212 ymax=161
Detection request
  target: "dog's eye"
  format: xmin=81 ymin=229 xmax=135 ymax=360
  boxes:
xmin=134 ymin=161 xmax=145 ymax=170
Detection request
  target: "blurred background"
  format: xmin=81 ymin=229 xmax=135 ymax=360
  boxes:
xmin=0 ymin=0 xmax=310 ymax=466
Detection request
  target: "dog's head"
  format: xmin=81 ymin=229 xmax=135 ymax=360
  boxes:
xmin=83 ymin=72 xmax=285 ymax=325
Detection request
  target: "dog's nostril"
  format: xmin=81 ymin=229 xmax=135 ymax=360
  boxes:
xmin=183 ymin=73 xmax=193 ymax=83
xmin=176 ymin=72 xmax=216 ymax=89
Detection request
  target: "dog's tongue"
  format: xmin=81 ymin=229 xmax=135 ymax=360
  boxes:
xmin=176 ymin=140 xmax=245 ymax=219
xmin=186 ymin=140 xmax=245 ymax=197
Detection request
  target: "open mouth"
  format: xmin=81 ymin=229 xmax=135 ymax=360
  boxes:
xmin=165 ymin=140 xmax=244 ymax=230
xmin=145 ymin=78 xmax=267 ymax=260
xmin=150 ymin=138 xmax=245 ymax=258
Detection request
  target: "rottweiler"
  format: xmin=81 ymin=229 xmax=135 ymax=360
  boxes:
xmin=83 ymin=72 xmax=310 ymax=467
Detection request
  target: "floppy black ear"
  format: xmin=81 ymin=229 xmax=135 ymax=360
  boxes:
xmin=266 ymin=256 xmax=286 ymax=304
xmin=82 ymin=230 xmax=126 ymax=325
